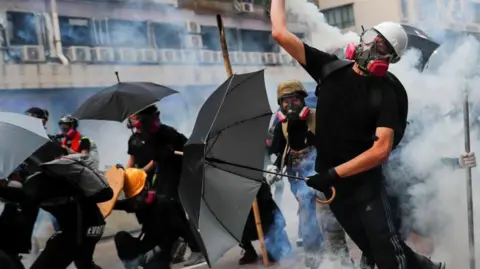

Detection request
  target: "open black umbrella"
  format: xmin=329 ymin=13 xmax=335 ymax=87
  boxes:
xmin=178 ymin=70 xmax=273 ymax=265
xmin=72 ymin=81 xmax=178 ymax=122
xmin=401 ymin=24 xmax=440 ymax=70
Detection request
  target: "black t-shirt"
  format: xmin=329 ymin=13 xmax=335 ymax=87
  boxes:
xmin=127 ymin=132 xmax=154 ymax=169
xmin=268 ymin=121 xmax=315 ymax=169
xmin=150 ymin=124 xmax=188 ymax=198
xmin=64 ymin=137 xmax=91 ymax=153
xmin=302 ymin=43 xmax=398 ymax=199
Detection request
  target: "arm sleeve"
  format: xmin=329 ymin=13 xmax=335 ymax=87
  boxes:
xmin=127 ymin=136 xmax=135 ymax=156
xmin=268 ymin=122 xmax=286 ymax=156
xmin=376 ymin=84 xmax=398 ymax=129
xmin=300 ymin=43 xmax=337 ymax=82
xmin=114 ymin=198 xmax=142 ymax=213
xmin=79 ymin=138 xmax=91 ymax=152
xmin=0 ymin=186 xmax=29 ymax=204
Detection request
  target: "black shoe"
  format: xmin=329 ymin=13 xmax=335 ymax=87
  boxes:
xmin=239 ymin=249 xmax=258 ymax=265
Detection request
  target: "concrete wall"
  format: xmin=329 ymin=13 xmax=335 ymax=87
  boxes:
xmin=0 ymin=63 xmax=311 ymax=89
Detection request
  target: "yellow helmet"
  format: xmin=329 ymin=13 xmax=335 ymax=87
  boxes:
xmin=124 ymin=168 xmax=147 ymax=198
xmin=277 ymin=80 xmax=308 ymax=103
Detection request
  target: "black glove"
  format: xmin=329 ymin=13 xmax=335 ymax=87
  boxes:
xmin=306 ymin=168 xmax=339 ymax=194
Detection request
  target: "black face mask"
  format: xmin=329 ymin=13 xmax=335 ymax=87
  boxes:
xmin=284 ymin=102 xmax=304 ymax=121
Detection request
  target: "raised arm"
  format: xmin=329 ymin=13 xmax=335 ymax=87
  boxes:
xmin=270 ymin=0 xmax=307 ymax=65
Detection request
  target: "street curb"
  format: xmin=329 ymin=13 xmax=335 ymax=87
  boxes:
xmin=101 ymin=228 xmax=141 ymax=241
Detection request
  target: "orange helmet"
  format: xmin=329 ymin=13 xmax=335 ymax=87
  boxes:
xmin=124 ymin=168 xmax=147 ymax=198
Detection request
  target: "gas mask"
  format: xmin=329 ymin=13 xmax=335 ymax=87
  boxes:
xmin=345 ymin=29 xmax=395 ymax=76
xmin=60 ymin=124 xmax=76 ymax=139
xmin=130 ymin=113 xmax=160 ymax=134
xmin=276 ymin=95 xmax=310 ymax=122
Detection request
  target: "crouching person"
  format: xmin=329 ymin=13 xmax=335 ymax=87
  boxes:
xmin=0 ymin=154 xmax=112 ymax=269
xmin=113 ymin=168 xmax=200 ymax=269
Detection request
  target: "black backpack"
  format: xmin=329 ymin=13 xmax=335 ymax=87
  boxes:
xmin=318 ymin=60 xmax=408 ymax=149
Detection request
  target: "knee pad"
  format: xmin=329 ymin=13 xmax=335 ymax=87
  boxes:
xmin=114 ymin=231 xmax=141 ymax=260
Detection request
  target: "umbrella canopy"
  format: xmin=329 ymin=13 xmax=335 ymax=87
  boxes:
xmin=72 ymin=82 xmax=178 ymax=122
xmin=179 ymin=70 xmax=273 ymax=265
xmin=401 ymin=24 xmax=440 ymax=70
xmin=0 ymin=112 xmax=50 ymax=179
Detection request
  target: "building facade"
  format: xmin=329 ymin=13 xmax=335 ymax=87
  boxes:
xmin=318 ymin=0 xmax=480 ymax=35
xmin=0 ymin=0 xmax=311 ymax=92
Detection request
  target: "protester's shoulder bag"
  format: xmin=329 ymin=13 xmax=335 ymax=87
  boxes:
xmin=318 ymin=60 xmax=409 ymax=149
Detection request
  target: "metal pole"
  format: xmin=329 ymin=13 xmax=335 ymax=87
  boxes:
xmin=463 ymin=92 xmax=476 ymax=269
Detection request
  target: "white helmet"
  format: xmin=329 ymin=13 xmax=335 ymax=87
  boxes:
xmin=373 ymin=21 xmax=408 ymax=63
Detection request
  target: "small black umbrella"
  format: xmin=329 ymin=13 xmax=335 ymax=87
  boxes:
xmin=178 ymin=70 xmax=273 ymax=265
xmin=72 ymin=76 xmax=178 ymax=121
xmin=401 ymin=24 xmax=440 ymax=70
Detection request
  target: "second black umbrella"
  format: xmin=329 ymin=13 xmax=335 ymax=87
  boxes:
xmin=72 ymin=82 xmax=178 ymax=122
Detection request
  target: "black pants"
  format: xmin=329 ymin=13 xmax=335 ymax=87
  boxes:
xmin=0 ymin=249 xmax=24 ymax=269
xmin=174 ymin=201 xmax=201 ymax=253
xmin=330 ymin=185 xmax=437 ymax=269
xmin=30 ymin=231 xmax=102 ymax=269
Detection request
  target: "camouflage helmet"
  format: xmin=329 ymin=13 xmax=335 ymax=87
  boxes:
xmin=276 ymin=80 xmax=308 ymax=103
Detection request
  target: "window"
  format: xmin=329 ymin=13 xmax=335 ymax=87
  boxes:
xmin=201 ymin=26 xmax=241 ymax=51
xmin=152 ymin=22 xmax=184 ymax=49
xmin=240 ymin=29 xmax=277 ymax=52
xmin=322 ymin=4 xmax=355 ymax=29
xmin=400 ymin=0 xmax=408 ymax=19
xmin=473 ymin=3 xmax=480 ymax=24
xmin=6 ymin=11 xmax=38 ymax=45
xmin=59 ymin=16 xmax=92 ymax=47
xmin=108 ymin=19 xmax=148 ymax=47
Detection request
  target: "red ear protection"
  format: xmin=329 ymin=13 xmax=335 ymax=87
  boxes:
xmin=298 ymin=107 xmax=310 ymax=120
xmin=345 ymin=43 xmax=357 ymax=60
xmin=276 ymin=111 xmax=287 ymax=123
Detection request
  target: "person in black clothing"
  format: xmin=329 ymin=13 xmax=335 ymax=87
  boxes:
xmin=126 ymin=118 xmax=155 ymax=188
xmin=113 ymin=168 xmax=199 ymax=269
xmin=270 ymin=1 xmax=445 ymax=268
xmin=125 ymin=122 xmax=187 ymax=265
xmin=123 ymin=105 xmax=206 ymax=267
xmin=0 ymin=162 xmax=111 ymax=269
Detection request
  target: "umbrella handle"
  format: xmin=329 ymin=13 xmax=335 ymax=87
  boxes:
xmin=315 ymin=187 xmax=336 ymax=205
xmin=174 ymin=151 xmax=184 ymax=156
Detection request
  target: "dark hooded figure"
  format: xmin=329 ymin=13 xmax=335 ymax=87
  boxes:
xmin=0 ymin=155 xmax=112 ymax=269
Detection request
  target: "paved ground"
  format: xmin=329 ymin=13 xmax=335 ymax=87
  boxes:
xmin=22 ymin=237 xmax=363 ymax=269
xmin=23 ymin=190 xmax=431 ymax=268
